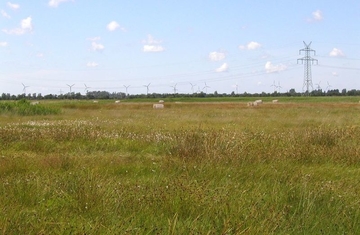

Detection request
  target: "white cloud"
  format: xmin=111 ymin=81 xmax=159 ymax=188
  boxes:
xmin=91 ymin=42 xmax=104 ymax=51
xmin=332 ymin=71 xmax=338 ymax=76
xmin=107 ymin=21 xmax=119 ymax=31
xmin=106 ymin=21 xmax=126 ymax=32
xmin=143 ymin=45 xmax=164 ymax=52
xmin=87 ymin=36 xmax=101 ymax=41
xmin=36 ymin=53 xmax=44 ymax=58
xmin=143 ymin=34 xmax=162 ymax=44
xmin=87 ymin=62 xmax=99 ymax=67
xmin=307 ymin=10 xmax=323 ymax=22
xmin=21 ymin=17 xmax=32 ymax=30
xmin=248 ymin=41 xmax=262 ymax=50
xmin=312 ymin=10 xmax=323 ymax=21
xmin=2 ymin=28 xmax=22 ymax=35
xmin=265 ymin=61 xmax=287 ymax=73
xmin=142 ymin=34 xmax=164 ymax=52
xmin=209 ymin=51 xmax=226 ymax=61
xmin=329 ymin=48 xmax=345 ymax=57
xmin=239 ymin=41 xmax=261 ymax=50
xmin=7 ymin=2 xmax=20 ymax=10
xmin=48 ymin=0 xmax=72 ymax=8
xmin=2 ymin=16 xmax=32 ymax=35
xmin=0 ymin=41 xmax=8 ymax=47
xmin=1 ymin=10 xmax=11 ymax=18
xmin=215 ymin=63 xmax=228 ymax=72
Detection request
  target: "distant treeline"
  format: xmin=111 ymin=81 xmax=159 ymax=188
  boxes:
xmin=1 ymin=88 xmax=360 ymax=100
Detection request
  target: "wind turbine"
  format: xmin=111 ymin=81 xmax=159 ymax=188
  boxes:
xmin=326 ymin=81 xmax=332 ymax=91
xmin=233 ymin=83 xmax=239 ymax=94
xmin=203 ymin=82 xmax=210 ymax=93
xmin=67 ymin=84 xmax=75 ymax=94
xmin=315 ymin=81 xmax=321 ymax=90
xmin=190 ymin=83 xmax=196 ymax=94
xmin=123 ymin=85 xmax=130 ymax=96
xmin=84 ymin=84 xmax=90 ymax=93
xmin=277 ymin=82 xmax=282 ymax=93
xmin=270 ymin=80 xmax=277 ymax=93
xmin=22 ymin=83 xmax=29 ymax=94
xmin=143 ymin=83 xmax=151 ymax=95
xmin=171 ymin=83 xmax=178 ymax=94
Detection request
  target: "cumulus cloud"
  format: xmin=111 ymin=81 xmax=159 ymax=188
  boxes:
xmin=247 ymin=41 xmax=262 ymax=50
xmin=143 ymin=34 xmax=162 ymax=44
xmin=312 ymin=10 xmax=323 ymax=21
xmin=1 ymin=10 xmax=11 ymax=18
xmin=107 ymin=21 xmax=119 ymax=31
xmin=106 ymin=21 xmax=126 ymax=32
xmin=91 ymin=42 xmax=104 ymax=51
xmin=215 ymin=63 xmax=229 ymax=72
xmin=265 ymin=61 xmax=287 ymax=73
xmin=142 ymin=34 xmax=165 ymax=52
xmin=87 ymin=62 xmax=99 ymax=67
xmin=307 ymin=10 xmax=323 ymax=22
xmin=209 ymin=51 xmax=226 ymax=61
xmin=329 ymin=48 xmax=345 ymax=57
xmin=48 ymin=0 xmax=72 ymax=8
xmin=2 ymin=16 xmax=32 ymax=35
xmin=7 ymin=2 xmax=20 ymax=10
xmin=239 ymin=41 xmax=262 ymax=50
xmin=0 ymin=41 xmax=8 ymax=47
xmin=21 ymin=17 xmax=32 ymax=30
xmin=87 ymin=36 xmax=101 ymax=41
xmin=143 ymin=45 xmax=164 ymax=52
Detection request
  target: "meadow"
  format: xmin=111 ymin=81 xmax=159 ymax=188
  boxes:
xmin=1 ymin=97 xmax=360 ymax=234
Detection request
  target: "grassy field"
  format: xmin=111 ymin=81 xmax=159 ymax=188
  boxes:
xmin=1 ymin=98 xmax=360 ymax=234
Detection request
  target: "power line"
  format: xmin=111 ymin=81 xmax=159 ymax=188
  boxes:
xmin=318 ymin=64 xmax=360 ymax=71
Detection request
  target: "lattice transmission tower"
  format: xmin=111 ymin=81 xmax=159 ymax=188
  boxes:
xmin=297 ymin=41 xmax=318 ymax=95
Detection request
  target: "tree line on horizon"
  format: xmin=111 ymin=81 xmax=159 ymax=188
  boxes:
xmin=1 ymin=88 xmax=360 ymax=100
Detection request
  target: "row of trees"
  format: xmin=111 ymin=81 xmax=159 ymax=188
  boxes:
xmin=0 ymin=91 xmax=126 ymax=100
xmin=1 ymin=89 xmax=360 ymax=100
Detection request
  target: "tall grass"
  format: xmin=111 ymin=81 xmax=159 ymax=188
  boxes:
xmin=0 ymin=99 xmax=61 ymax=116
xmin=1 ymin=100 xmax=360 ymax=234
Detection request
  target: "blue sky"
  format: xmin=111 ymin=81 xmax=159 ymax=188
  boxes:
xmin=1 ymin=0 xmax=359 ymax=95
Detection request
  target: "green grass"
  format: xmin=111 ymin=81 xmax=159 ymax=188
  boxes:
xmin=115 ymin=95 xmax=360 ymax=103
xmin=0 ymin=99 xmax=61 ymax=116
xmin=1 ymin=98 xmax=360 ymax=234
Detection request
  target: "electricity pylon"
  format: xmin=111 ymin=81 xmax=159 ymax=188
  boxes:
xmin=297 ymin=41 xmax=318 ymax=95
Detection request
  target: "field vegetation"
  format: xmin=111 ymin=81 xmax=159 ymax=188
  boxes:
xmin=1 ymin=98 xmax=360 ymax=234
xmin=0 ymin=99 xmax=60 ymax=116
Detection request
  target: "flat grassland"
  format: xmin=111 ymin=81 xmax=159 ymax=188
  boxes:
xmin=1 ymin=98 xmax=360 ymax=234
